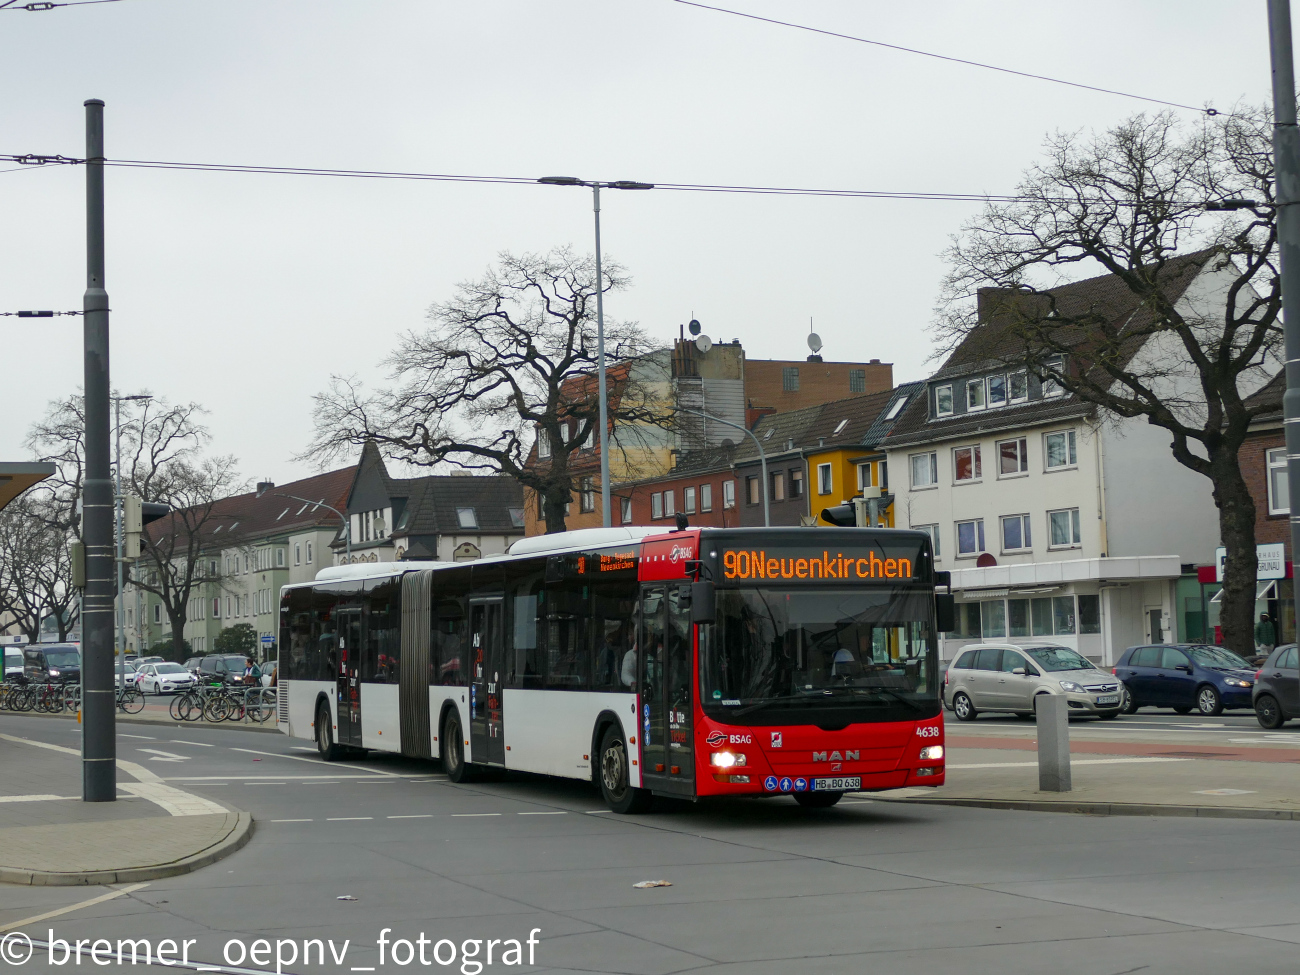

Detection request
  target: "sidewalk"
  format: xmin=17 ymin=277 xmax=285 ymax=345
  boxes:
xmin=878 ymin=743 xmax=1300 ymax=820
xmin=0 ymin=733 xmax=253 ymax=886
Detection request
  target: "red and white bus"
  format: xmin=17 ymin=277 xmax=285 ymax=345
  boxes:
xmin=278 ymin=525 xmax=948 ymax=811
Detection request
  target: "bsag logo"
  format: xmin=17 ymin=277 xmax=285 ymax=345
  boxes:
xmin=811 ymin=750 xmax=859 ymax=762
xmin=705 ymin=731 xmax=727 ymax=747
xmin=669 ymin=544 xmax=694 ymax=563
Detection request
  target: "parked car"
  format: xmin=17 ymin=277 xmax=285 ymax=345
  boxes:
xmin=182 ymin=656 xmax=205 ymax=675
xmin=4 ymin=648 xmax=24 ymax=679
xmin=136 ymin=662 xmax=199 ymax=695
xmin=1253 ymin=643 xmax=1300 ymax=729
xmin=115 ymin=661 xmax=140 ymax=687
xmin=198 ymin=653 xmax=255 ymax=684
xmin=134 ymin=655 xmax=165 ymax=667
xmin=944 ymin=643 xmax=1124 ymax=720
xmin=23 ymin=644 xmax=81 ymax=683
xmin=1114 ymin=644 xmax=1256 ymax=716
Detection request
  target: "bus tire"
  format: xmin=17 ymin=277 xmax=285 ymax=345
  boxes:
xmin=442 ymin=710 xmax=475 ymax=782
xmin=793 ymin=791 xmax=843 ymax=809
xmin=316 ymin=701 xmax=343 ymax=761
xmin=598 ymin=725 xmax=653 ymax=814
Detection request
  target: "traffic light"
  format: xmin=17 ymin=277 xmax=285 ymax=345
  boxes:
xmin=820 ymin=503 xmax=858 ymax=527
xmin=122 ymin=495 xmax=170 ymax=560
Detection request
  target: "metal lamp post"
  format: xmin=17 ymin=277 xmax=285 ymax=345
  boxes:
xmin=112 ymin=392 xmax=151 ymax=692
xmin=537 ymin=176 xmax=654 ymax=528
xmin=676 ymin=406 xmax=770 ymax=528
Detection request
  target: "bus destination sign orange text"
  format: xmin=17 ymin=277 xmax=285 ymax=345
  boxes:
xmin=722 ymin=549 xmax=914 ymax=581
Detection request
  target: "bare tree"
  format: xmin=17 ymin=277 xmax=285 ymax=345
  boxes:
xmin=304 ymin=247 xmax=667 ymax=532
xmin=937 ymin=108 xmax=1281 ymax=655
xmin=0 ymin=492 xmax=70 ymax=643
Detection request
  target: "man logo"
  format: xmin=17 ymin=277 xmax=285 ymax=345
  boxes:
xmin=770 ymin=732 xmax=783 ymax=748
xmin=810 ymin=750 xmax=859 ymax=762
xmin=705 ymin=731 xmax=727 ymax=747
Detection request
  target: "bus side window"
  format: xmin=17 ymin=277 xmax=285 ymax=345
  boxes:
xmin=432 ymin=598 xmax=466 ymax=686
xmin=511 ymin=580 xmax=543 ymax=689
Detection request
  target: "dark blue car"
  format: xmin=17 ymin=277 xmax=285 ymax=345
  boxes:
xmin=1114 ymin=644 xmax=1256 ymax=716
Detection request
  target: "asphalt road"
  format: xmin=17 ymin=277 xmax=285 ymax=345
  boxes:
xmin=2 ymin=714 xmax=1298 ymax=975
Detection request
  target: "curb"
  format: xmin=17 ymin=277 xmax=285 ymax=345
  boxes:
xmin=0 ymin=812 xmax=255 ymax=887
xmin=5 ymin=711 xmax=284 ymax=735
xmin=873 ymin=795 xmax=1300 ymax=821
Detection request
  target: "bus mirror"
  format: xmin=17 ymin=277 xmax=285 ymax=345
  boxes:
xmin=690 ymin=581 xmax=715 ymax=624
xmin=935 ymin=593 xmax=956 ymax=633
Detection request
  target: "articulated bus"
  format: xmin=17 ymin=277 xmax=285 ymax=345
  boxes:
xmin=277 ymin=525 xmax=951 ymax=812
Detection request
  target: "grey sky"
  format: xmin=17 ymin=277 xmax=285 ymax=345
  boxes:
xmin=0 ymin=1 xmax=1275 ymax=484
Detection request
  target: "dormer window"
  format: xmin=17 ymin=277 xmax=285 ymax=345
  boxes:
xmin=832 ymin=419 xmax=848 ymax=435
xmin=987 ymin=374 xmax=1007 ymax=407
xmin=1041 ymin=356 xmax=1066 ymax=397
xmin=537 ymin=429 xmax=551 ymax=459
xmin=763 ymin=427 xmax=775 ymax=440
xmin=966 ymin=378 xmax=986 ymax=411
xmin=935 ymin=385 xmax=954 ymax=417
xmin=1009 ymin=371 xmax=1028 ymax=403
xmin=884 ymin=396 xmax=907 ymax=420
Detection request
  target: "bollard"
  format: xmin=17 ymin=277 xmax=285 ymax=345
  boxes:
xmin=1036 ymin=694 xmax=1071 ymax=792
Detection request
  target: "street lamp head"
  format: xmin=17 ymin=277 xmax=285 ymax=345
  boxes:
xmin=538 ymin=176 xmax=584 ymax=186
xmin=609 ymin=180 xmax=654 ymax=190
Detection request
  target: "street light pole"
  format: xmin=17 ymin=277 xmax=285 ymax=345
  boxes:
xmin=538 ymin=176 xmax=653 ymax=528
xmin=676 ymin=407 xmax=770 ymax=528
xmin=81 ymin=99 xmax=114 ymax=802
xmin=274 ymin=494 xmax=351 ymax=564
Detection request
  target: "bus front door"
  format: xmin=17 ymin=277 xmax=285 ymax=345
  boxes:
xmin=638 ymin=585 xmax=695 ymax=796
xmin=336 ymin=607 xmax=363 ymax=748
xmin=468 ymin=598 xmax=505 ymax=766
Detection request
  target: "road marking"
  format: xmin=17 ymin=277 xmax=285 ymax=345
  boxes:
xmin=1195 ymin=788 xmax=1257 ymax=795
xmin=229 ymin=747 xmax=401 ymax=776
xmin=244 ymin=782 xmax=287 ymax=785
xmin=291 ymin=746 xmax=318 ymax=752
xmin=451 ymin=813 xmax=501 ymax=817
xmin=0 ymin=733 xmax=78 ymax=755
xmin=0 ymin=883 xmax=150 ymax=934
xmin=119 ymin=734 xmax=157 ymax=739
xmin=950 ymin=757 xmax=1191 ymax=769
xmin=585 ymin=809 xmax=613 ymax=814
xmin=137 ymin=748 xmax=190 ymax=761
xmin=165 ymin=775 xmax=381 ymax=782
xmin=271 ymin=818 xmax=313 ymax=822
xmin=169 ymin=739 xmax=214 ymax=746
xmin=0 ymin=794 xmax=79 ymax=803
xmin=388 ymin=814 xmax=433 ymax=819
xmin=327 ymin=816 xmax=373 ymax=821
xmin=518 ymin=811 xmax=567 ymax=815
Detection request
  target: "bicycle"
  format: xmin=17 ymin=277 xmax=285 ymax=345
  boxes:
xmin=116 ymin=684 xmax=145 ymax=714
xmin=203 ymin=683 xmax=246 ymax=722
xmin=244 ymin=686 xmax=277 ymax=724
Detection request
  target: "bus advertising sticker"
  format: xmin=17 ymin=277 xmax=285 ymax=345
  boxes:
xmin=793 ymin=778 xmax=808 ymax=792
xmin=764 ymin=775 xmax=779 ymax=792
xmin=779 ymin=777 xmax=794 ymax=793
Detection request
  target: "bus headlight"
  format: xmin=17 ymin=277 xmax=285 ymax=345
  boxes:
xmin=918 ymin=745 xmax=944 ymax=761
xmin=709 ymin=752 xmax=746 ymax=768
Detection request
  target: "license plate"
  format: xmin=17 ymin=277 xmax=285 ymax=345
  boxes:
xmin=813 ymin=777 xmax=861 ymax=791
xmin=1096 ymin=694 xmax=1119 ymax=705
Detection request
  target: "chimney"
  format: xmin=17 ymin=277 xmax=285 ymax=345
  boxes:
xmin=256 ymin=479 xmax=274 ymax=497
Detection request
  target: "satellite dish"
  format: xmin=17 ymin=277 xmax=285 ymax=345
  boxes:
xmin=688 ymin=319 xmax=702 ymax=336
xmin=808 ymin=332 xmax=823 ymax=354
xmin=695 ymin=334 xmax=713 ymax=354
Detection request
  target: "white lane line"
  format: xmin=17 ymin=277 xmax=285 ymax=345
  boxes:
xmin=388 ymin=814 xmax=433 ymax=819
xmin=118 ymin=734 xmax=157 ymax=739
xmin=291 ymin=746 xmax=318 ymax=752
xmin=229 ymin=747 xmax=401 ymax=776
xmin=168 ymin=739 xmax=214 ymax=746
xmin=451 ymin=813 xmax=501 ymax=817
xmin=950 ymin=757 xmax=1191 ymax=770
xmin=0 ymin=883 xmax=150 ymax=934
xmin=584 ymin=809 xmax=612 ymax=814
xmin=244 ymin=782 xmax=287 ymax=786
xmin=302 ymin=781 xmax=340 ymax=785
xmin=0 ymin=794 xmax=79 ymax=803
xmin=518 ymin=811 xmax=567 ymax=815
xmin=165 ymin=775 xmax=377 ymax=781
xmin=0 ymin=733 xmax=78 ymax=755
xmin=271 ymin=818 xmax=313 ymax=823
xmin=327 ymin=817 xmax=373 ymax=821
xmin=137 ymin=748 xmax=190 ymax=761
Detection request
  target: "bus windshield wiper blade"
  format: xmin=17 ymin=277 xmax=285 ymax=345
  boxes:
xmin=857 ymin=684 xmax=925 ymax=711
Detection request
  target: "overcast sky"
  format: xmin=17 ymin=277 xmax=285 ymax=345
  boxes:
xmin=0 ymin=0 xmax=1278 ymax=487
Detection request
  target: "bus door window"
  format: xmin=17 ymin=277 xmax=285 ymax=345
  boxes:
xmin=665 ymin=586 xmax=694 ymax=784
xmin=639 ymin=587 xmax=666 ymax=776
xmin=468 ymin=599 xmax=506 ymax=766
xmin=336 ymin=607 xmax=363 ymax=747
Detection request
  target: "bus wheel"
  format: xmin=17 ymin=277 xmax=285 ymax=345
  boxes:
xmin=598 ymin=726 xmax=653 ymax=814
xmin=316 ymin=702 xmax=343 ymax=761
xmin=794 ymin=791 xmax=842 ymax=809
xmin=442 ymin=711 xmax=474 ymax=782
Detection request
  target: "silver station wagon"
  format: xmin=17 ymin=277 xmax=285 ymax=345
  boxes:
xmin=944 ymin=643 xmax=1125 ymax=720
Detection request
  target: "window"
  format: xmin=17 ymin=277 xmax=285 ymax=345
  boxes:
xmin=684 ymin=486 xmax=697 ymax=514
xmin=651 ymin=492 xmax=663 ymax=519
xmin=243 ymin=554 xmax=249 ymax=572
xmin=700 ymin=483 xmax=713 ymax=512
xmin=1009 ymin=370 xmax=1028 ymax=403
xmin=1078 ymin=594 xmax=1101 ymax=634
xmin=910 ymin=452 xmax=938 ymax=489
xmin=935 ymin=385 xmax=954 ymax=417
xmin=208 ymin=559 xmax=218 ymax=577
xmin=579 ymin=478 xmax=595 ymax=514
xmin=998 ymin=437 xmax=1028 ymax=476
xmin=1031 ymin=598 xmax=1053 ymax=636
xmin=457 ymin=506 xmax=479 ymax=528
xmin=537 ymin=429 xmax=551 ymax=459
xmin=981 ymin=599 xmax=1006 ymax=638
xmin=1268 ymin=447 xmax=1289 ymax=515
xmin=849 ymin=368 xmax=866 ymax=393
xmin=621 ymin=497 xmax=633 ymax=523
xmin=294 ymin=543 xmax=301 ymax=566
xmin=857 ymin=463 xmax=872 ymax=490
xmin=663 ymin=490 xmax=675 ymax=517
xmin=1044 ymin=430 xmax=1077 ymax=469
xmin=1041 ymin=356 xmax=1065 ymax=397
xmin=509 ymin=507 xmax=525 ymax=528
xmin=581 ymin=425 xmax=595 ymax=451
xmin=817 ymin=463 xmax=832 ymax=495
xmin=1001 ymin=513 xmax=1032 ymax=552
xmin=306 ymin=541 xmax=313 ymax=564
xmin=790 ymin=469 xmax=803 ymax=497
xmin=1052 ymin=595 xmax=1076 ymax=634
xmin=884 ymin=396 xmax=907 ymax=420
xmin=1048 ymin=507 xmax=1082 ymax=548
xmin=832 ymin=418 xmax=849 ymax=435
xmin=212 ymin=597 xmax=220 ymax=619
xmin=1007 ymin=598 xmax=1029 ymax=637
xmin=953 ymin=445 xmax=982 ymax=482
xmin=987 ymin=374 xmax=1007 ymax=407
xmin=880 ymin=460 xmax=888 ymax=489
xmin=782 ymin=366 xmax=800 ymax=391
xmin=913 ymin=523 xmax=940 ymax=558
xmin=771 ymin=471 xmax=785 ymax=502
xmin=276 ymin=548 xmax=285 ymax=567
xmin=966 ymin=378 xmax=986 ymax=411
xmin=153 ymin=604 xmax=161 ymax=624
xmin=956 ymin=518 xmax=986 ymax=556
xmin=226 ymin=596 xmax=232 ymax=618
xmin=724 ymin=479 xmax=736 ymax=509
xmin=746 ymin=476 xmax=760 ymax=505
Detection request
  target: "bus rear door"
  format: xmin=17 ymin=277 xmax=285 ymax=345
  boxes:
xmin=638 ymin=585 xmax=695 ymax=796
xmin=336 ymin=606 xmax=363 ymax=748
xmin=468 ymin=598 xmax=506 ymax=766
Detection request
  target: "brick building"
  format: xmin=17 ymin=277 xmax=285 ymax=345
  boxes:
xmin=744 ymin=357 xmax=892 ymax=413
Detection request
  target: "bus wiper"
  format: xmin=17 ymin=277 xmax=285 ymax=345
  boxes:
xmin=719 ymin=698 xmax=779 ymax=718
xmin=858 ymin=684 xmax=925 ymax=712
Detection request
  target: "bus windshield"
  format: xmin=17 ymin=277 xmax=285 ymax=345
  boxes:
xmin=700 ymin=587 xmax=938 ymax=725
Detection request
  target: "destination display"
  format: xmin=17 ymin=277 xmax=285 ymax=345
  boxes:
xmin=705 ymin=531 xmax=931 ymax=585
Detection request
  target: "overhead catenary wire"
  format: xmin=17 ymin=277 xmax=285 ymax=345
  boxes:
xmin=0 ymin=0 xmax=126 ymax=10
xmin=671 ymin=0 xmax=1214 ymax=116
